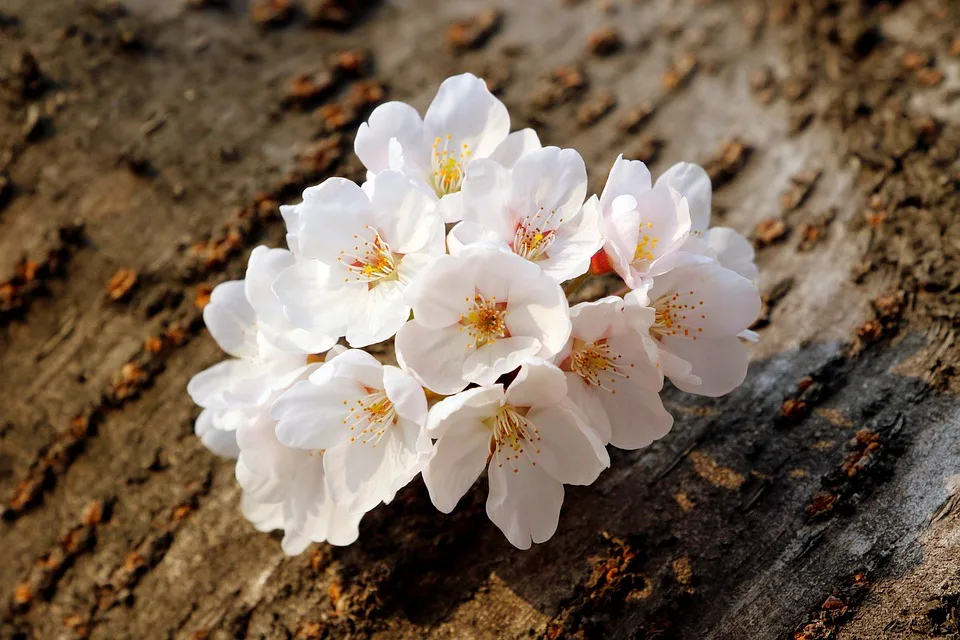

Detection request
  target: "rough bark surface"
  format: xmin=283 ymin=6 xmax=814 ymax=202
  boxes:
xmin=1 ymin=1 xmax=959 ymax=639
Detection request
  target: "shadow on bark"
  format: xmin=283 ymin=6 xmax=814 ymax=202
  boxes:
xmin=328 ymin=334 xmax=960 ymax=639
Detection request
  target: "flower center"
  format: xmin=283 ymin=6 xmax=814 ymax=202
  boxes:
xmin=633 ymin=221 xmax=659 ymax=268
xmin=512 ymin=207 xmax=563 ymax=261
xmin=459 ymin=293 xmax=509 ymax=348
xmin=431 ymin=134 xmax=471 ymax=197
xmin=337 ymin=225 xmax=400 ymax=287
xmin=486 ymin=404 xmax=542 ymax=473
xmin=650 ymin=290 xmax=705 ymax=341
xmin=567 ymin=339 xmax=632 ymax=394
xmin=342 ymin=389 xmax=398 ymax=447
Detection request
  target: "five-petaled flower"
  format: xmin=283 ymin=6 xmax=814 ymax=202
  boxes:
xmin=395 ymin=243 xmax=571 ymax=395
xmin=449 ymin=146 xmax=603 ymax=283
xmin=354 ymin=72 xmax=541 ymax=223
xmin=272 ymin=349 xmax=432 ymax=514
xmin=557 ymin=296 xmax=673 ymax=449
xmin=275 ymin=171 xmax=445 ymax=348
xmin=423 ymin=359 xmax=609 ymax=549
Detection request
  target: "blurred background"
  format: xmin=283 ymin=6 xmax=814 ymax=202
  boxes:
xmin=1 ymin=1 xmax=960 ymax=638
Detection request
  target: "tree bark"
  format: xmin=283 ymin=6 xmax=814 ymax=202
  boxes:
xmin=1 ymin=0 xmax=959 ymax=638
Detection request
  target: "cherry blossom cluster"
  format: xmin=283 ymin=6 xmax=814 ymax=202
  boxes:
xmin=188 ymin=73 xmax=761 ymax=552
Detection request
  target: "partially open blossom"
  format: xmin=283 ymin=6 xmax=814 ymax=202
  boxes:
xmin=628 ymin=260 xmax=761 ymax=397
xmin=597 ymin=155 xmax=693 ymax=287
xmin=274 ymin=171 xmax=444 ymax=348
xmin=556 ymin=296 xmax=673 ymax=449
xmin=395 ymin=244 xmax=571 ymax=395
xmin=423 ymin=359 xmax=609 ymax=549
xmin=448 ymin=147 xmax=603 ymax=283
xmin=272 ymin=349 xmax=431 ymax=514
xmin=354 ymin=72 xmax=541 ymax=223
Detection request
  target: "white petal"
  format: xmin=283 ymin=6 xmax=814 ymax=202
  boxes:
xmin=565 ymin=374 xmax=612 ymax=444
xmin=502 ymin=358 xmax=568 ymax=408
xmin=463 ymin=336 xmax=542 ymax=387
xmin=436 ymin=190 xmax=466 ymax=224
xmin=601 ymin=194 xmax=642 ymax=286
xmin=661 ymin=335 xmax=750 ymax=397
xmin=501 ymin=270 xmax=571 ymax=359
xmin=569 ymin=296 xmax=624 ymax=343
xmin=355 ymin=101 xmax=425 ymax=174
xmin=659 ymin=348 xmax=700 ymax=387
xmin=273 ymin=260 xmax=348 ymax=337
xmin=366 ymin=170 xmax=445 ymax=255
xmin=424 ymin=417 xmax=491 ymax=513
xmin=203 ymin=281 xmax=258 ymax=359
xmin=599 ymin=154 xmax=652 ymax=213
xmin=286 ymin=456 xmax=363 ymax=548
xmin=323 ymin=432 xmax=393 ymax=513
xmin=403 ymin=254 xmax=473 ymax=329
xmin=240 ymin=488 xmax=284 ymax=531
xmin=272 ymin=378 xmax=366 ymax=450
xmin=632 ymin=184 xmax=692 ymax=279
xmin=486 ymin=454 xmax=564 ymax=549
xmin=510 ymin=147 xmax=588 ymax=221
xmin=426 ymin=385 xmax=504 ymax=436
xmin=280 ymin=204 xmax=302 ymax=254
xmin=395 ymin=321 xmax=471 ymax=395
xmin=706 ymin=227 xmax=759 ymax=282
xmin=459 ymin=157 xmax=515 ymax=241
xmin=383 ymin=365 xmax=427 ymax=424
xmin=344 ymin=280 xmax=410 ymax=348
xmin=296 ymin=180 xmax=377 ymax=263
xmin=649 ymin=261 xmax=761 ymax=337
xmin=423 ymin=73 xmax=510 ymax=159
xmin=489 ymin=128 xmax=542 ymax=168
xmin=187 ymin=360 xmax=273 ymax=410
xmin=281 ymin=532 xmax=312 ymax=556
xmin=446 ymin=221 xmax=510 ymax=256
xmin=245 ymin=246 xmax=292 ymax=326
xmin=623 ymin=283 xmax=656 ymax=333
xmin=318 ymin=348 xmax=384 ymax=389
xmin=528 ymin=402 xmax=609 ymax=485
xmin=597 ymin=383 xmax=673 ymax=450
xmin=656 ymin=162 xmax=711 ymax=231
xmin=236 ymin=414 xmax=297 ymax=482
xmin=195 ymin=410 xmax=241 ymax=458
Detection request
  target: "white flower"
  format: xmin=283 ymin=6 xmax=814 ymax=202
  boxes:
xmin=448 ymin=146 xmax=602 ymax=283
xmin=354 ymin=72 xmax=541 ymax=223
xmin=597 ymin=155 xmax=693 ymax=287
xmin=272 ymin=349 xmax=431 ymax=514
xmin=395 ymin=244 xmax=571 ymax=395
xmin=628 ymin=260 xmax=761 ymax=397
xmin=274 ymin=171 xmax=445 ymax=348
xmin=423 ymin=359 xmax=609 ymax=549
xmin=556 ymin=296 xmax=673 ymax=449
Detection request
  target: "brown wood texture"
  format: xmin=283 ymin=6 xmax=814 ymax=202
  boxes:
xmin=1 ymin=1 xmax=959 ymax=638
